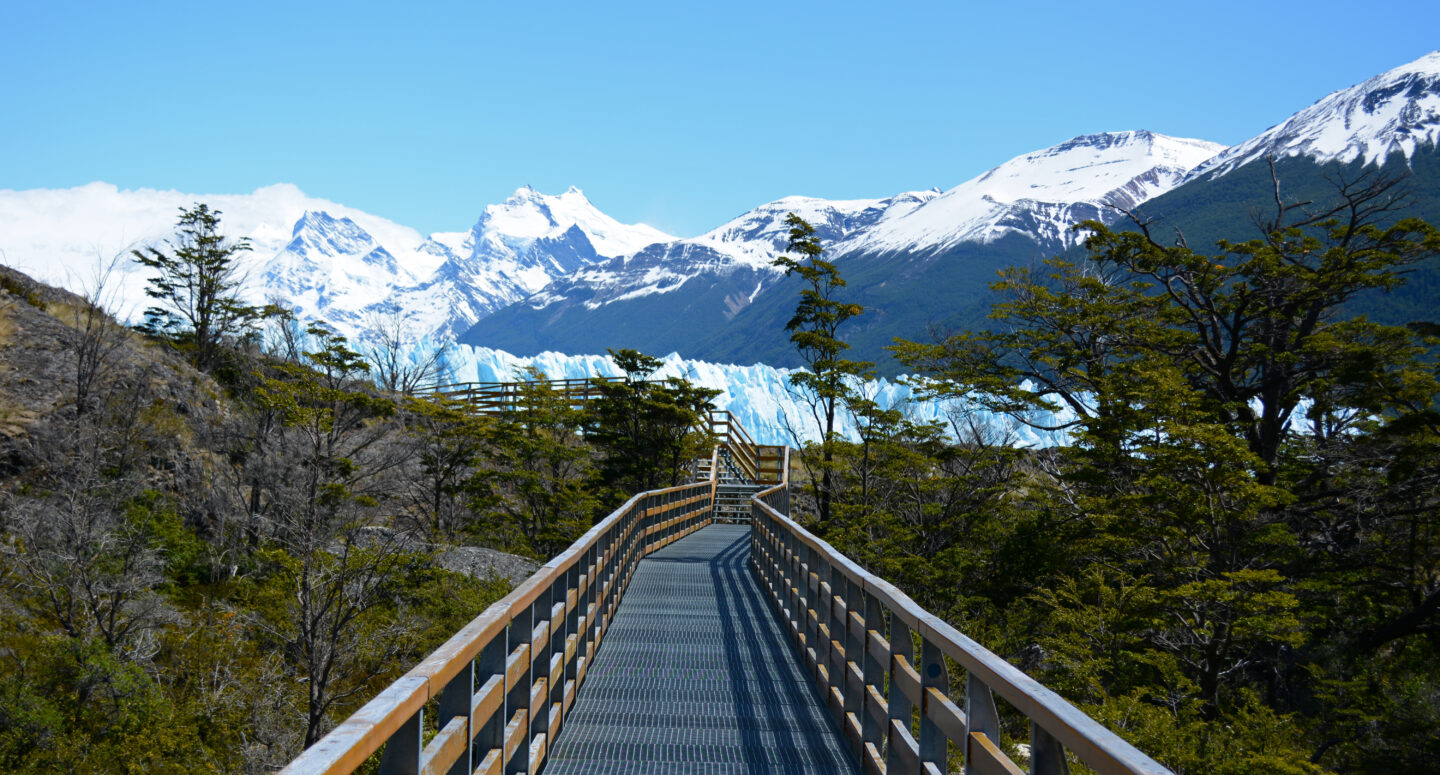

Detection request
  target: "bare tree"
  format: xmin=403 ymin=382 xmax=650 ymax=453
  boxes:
xmin=260 ymin=296 xmax=307 ymax=363
xmin=2 ymin=380 xmax=176 ymax=662
xmin=360 ymin=308 xmax=450 ymax=395
xmin=65 ymin=253 xmax=132 ymax=414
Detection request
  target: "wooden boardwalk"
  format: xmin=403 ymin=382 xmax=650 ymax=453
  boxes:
xmin=278 ymin=401 xmax=1176 ymax=775
xmin=543 ymin=525 xmax=858 ymax=774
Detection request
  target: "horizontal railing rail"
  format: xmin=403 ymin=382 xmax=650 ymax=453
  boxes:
xmin=431 ymin=377 xmax=629 ymax=413
xmin=280 ymin=475 xmax=718 ymax=775
xmin=755 ymin=444 xmax=787 ymax=485
xmin=749 ymin=474 xmax=1175 ymax=775
xmin=707 ymin=410 xmax=759 ymax=481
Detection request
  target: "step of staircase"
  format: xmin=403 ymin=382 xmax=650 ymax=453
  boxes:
xmin=712 ymin=482 xmax=767 ymax=523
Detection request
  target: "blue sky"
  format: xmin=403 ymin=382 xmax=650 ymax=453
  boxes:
xmin=2 ymin=0 xmax=1436 ymax=237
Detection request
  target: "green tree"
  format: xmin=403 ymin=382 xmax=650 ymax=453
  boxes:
xmin=474 ymin=367 xmax=599 ymax=557
xmin=583 ymin=349 xmax=717 ymax=502
xmin=892 ymin=170 xmax=1440 ymax=770
xmin=398 ymin=394 xmax=490 ymax=541
xmin=245 ymin=324 xmax=412 ymax=747
xmin=133 ymin=204 xmax=261 ymax=369
xmin=771 ymin=213 xmax=871 ymax=526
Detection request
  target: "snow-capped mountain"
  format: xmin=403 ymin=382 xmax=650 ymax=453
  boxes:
xmin=461 ymin=131 xmax=1222 ymax=362
xmin=261 ymin=211 xmax=418 ymax=331
xmin=512 ymin=129 xmax=1217 ymax=326
xmin=523 ymin=190 xmax=939 ymax=313
xmin=0 ymin=182 xmax=434 ymax=324
xmin=5 ymin=50 xmax=1438 ymax=378
xmin=1188 ymin=51 xmax=1440 ymax=180
xmin=374 ymin=186 xmax=673 ymax=338
xmin=841 ymin=131 xmax=1224 ymax=256
xmin=0 ymin=182 xmax=671 ymax=345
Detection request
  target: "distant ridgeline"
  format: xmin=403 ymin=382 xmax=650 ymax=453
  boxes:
xmin=3 ymin=55 xmax=1436 ymax=380
xmin=460 ymin=54 xmax=1440 ymax=375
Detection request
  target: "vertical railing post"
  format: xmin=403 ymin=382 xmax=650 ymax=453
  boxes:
xmin=547 ymin=577 xmax=566 ymax=744
xmin=438 ymin=657 xmax=474 ymax=775
xmin=920 ymin=639 xmax=949 ymax=773
xmin=1031 ymin=722 xmax=1071 ymax=775
xmin=830 ymin=565 xmax=851 ymax=714
xmin=505 ymin=610 xmax=531 ymax=775
xmin=887 ymin=617 xmax=916 ymax=775
xmin=964 ymin=673 xmax=1001 ymax=775
xmin=526 ymin=594 xmax=545 ymax=753
xmin=862 ymin=594 xmax=886 ymax=754
xmin=475 ymin=636 xmax=506 ymax=770
xmin=844 ymin=577 xmax=864 ymax=717
xmin=376 ymin=705 xmax=421 ymax=775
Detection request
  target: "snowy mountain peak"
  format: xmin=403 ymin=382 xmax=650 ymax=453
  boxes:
xmin=969 ymin=130 xmax=1224 ymax=205
xmin=288 ymin=210 xmax=379 ymax=255
xmin=475 ymin=185 xmax=672 ymax=258
xmin=689 ymin=190 xmax=944 ymax=268
xmin=840 ymin=131 xmax=1223 ymax=256
xmin=1189 ymin=50 xmax=1440 ymax=180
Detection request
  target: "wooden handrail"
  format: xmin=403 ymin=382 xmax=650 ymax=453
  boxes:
xmin=748 ymin=482 xmax=1175 ymax=775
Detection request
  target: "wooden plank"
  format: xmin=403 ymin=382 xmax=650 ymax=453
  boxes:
xmin=922 ymin=687 xmax=966 ymax=746
xmin=867 ymin=629 xmax=890 ymax=665
xmin=419 ymin=715 xmax=468 ymax=775
xmin=889 ymin=719 xmax=920 ymax=773
xmin=472 ymin=748 xmax=502 ymax=775
xmin=968 ymin=731 xmax=1025 ymax=775
xmin=277 ymin=675 xmax=428 ymax=775
xmin=865 ymin=684 xmax=889 ymax=727
xmin=529 ymin=678 xmax=548 ymax=719
xmin=862 ymin=743 xmax=885 ymax=775
xmin=526 ymin=733 xmax=547 ymax=775
xmin=505 ymin=644 xmax=529 ymax=689
xmin=548 ymin=653 xmax=563 ymax=691
xmin=891 ymin=654 xmax=922 ymax=706
xmin=406 ymin=610 xmax=509 ymax=700
xmin=846 ymin=661 xmax=865 ymax=699
xmin=502 ymin=710 xmax=527 ymax=762
xmin=844 ymin=711 xmax=864 ymax=748
xmin=471 ymin=675 xmax=503 ymax=730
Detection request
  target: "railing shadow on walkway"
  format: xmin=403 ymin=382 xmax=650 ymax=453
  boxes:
xmin=710 ymin=531 xmax=858 ymax=774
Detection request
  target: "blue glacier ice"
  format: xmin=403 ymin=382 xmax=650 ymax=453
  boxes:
xmin=440 ymin=344 xmax=1074 ymax=448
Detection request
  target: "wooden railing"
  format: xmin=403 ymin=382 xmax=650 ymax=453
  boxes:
xmin=756 ymin=444 xmax=787 ymax=485
xmin=431 ymin=377 xmax=626 ymax=413
xmin=281 ymin=399 xmax=1176 ymax=775
xmin=706 ymin=410 xmax=759 ymax=481
xmin=433 ymin=381 xmax=760 ymax=484
xmin=279 ymin=477 xmax=717 ymax=775
xmin=750 ymin=479 xmax=1175 ymax=775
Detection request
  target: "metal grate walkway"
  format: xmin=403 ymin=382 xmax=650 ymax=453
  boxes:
xmin=543 ymin=525 xmax=860 ymax=775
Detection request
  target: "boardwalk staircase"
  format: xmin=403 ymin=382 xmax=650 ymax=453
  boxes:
xmin=279 ymin=378 xmax=1176 ymax=775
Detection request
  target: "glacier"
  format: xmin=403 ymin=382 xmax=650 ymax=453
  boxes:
xmin=440 ymin=344 xmax=1073 ymax=448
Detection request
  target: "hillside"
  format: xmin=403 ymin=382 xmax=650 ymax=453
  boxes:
xmin=0 ymin=268 xmax=543 ymax=772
